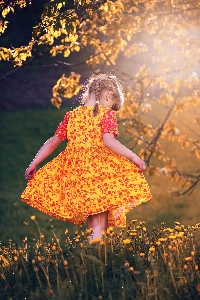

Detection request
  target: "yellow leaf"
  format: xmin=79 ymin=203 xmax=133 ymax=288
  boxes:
xmin=74 ymin=45 xmax=80 ymax=52
xmin=64 ymin=49 xmax=70 ymax=57
xmin=57 ymin=3 xmax=62 ymax=9
xmin=101 ymin=3 xmax=109 ymax=12
xmin=2 ymin=8 xmax=9 ymax=18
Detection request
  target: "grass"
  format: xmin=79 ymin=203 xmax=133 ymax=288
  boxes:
xmin=0 ymin=105 xmax=77 ymax=244
xmin=0 ymin=105 xmax=199 ymax=246
xmin=0 ymin=104 xmax=200 ymax=299
xmin=1 ymin=219 xmax=200 ymax=300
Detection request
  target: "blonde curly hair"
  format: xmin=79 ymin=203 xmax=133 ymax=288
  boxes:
xmin=80 ymin=73 xmax=124 ymax=116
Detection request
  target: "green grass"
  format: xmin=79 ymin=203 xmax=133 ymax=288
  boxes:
xmin=0 ymin=105 xmax=200 ymax=246
xmin=1 ymin=221 xmax=200 ymax=300
xmin=0 ymin=105 xmax=79 ymax=244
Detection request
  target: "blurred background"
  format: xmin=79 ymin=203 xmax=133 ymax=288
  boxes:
xmin=0 ymin=0 xmax=200 ymax=246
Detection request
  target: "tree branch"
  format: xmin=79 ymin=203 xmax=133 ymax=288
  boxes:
xmin=0 ymin=0 xmax=106 ymax=82
xmin=0 ymin=0 xmax=13 ymax=14
xmin=144 ymin=98 xmax=177 ymax=165
xmin=0 ymin=47 xmax=51 ymax=82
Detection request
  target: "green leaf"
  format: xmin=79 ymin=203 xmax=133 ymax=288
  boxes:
xmin=82 ymin=254 xmax=105 ymax=268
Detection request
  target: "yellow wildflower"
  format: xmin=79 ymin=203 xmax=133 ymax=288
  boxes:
xmin=91 ymin=238 xmax=102 ymax=244
xmin=177 ymin=232 xmax=184 ymax=238
xmin=185 ymin=256 xmax=193 ymax=262
xmin=123 ymin=239 xmax=131 ymax=245
xmin=52 ymin=245 xmax=56 ymax=251
xmin=139 ymin=253 xmax=145 ymax=257
xmin=86 ymin=228 xmax=92 ymax=234
xmin=149 ymin=247 xmax=156 ymax=252
xmin=109 ymin=227 xmax=113 ymax=231
xmin=191 ymin=250 xmax=195 ymax=256
xmin=130 ymin=232 xmax=137 ymax=237
xmin=156 ymin=241 xmax=161 ymax=246
xmin=175 ymin=225 xmax=181 ymax=231
xmin=30 ymin=215 xmax=35 ymax=220
xmin=13 ymin=256 xmax=18 ymax=262
xmin=168 ymin=235 xmax=176 ymax=240
xmin=175 ymin=222 xmax=180 ymax=225
xmin=63 ymin=260 xmax=68 ymax=266
xmin=129 ymin=267 xmax=134 ymax=271
xmin=195 ymin=265 xmax=198 ymax=271
xmin=0 ymin=256 xmax=10 ymax=268
xmin=158 ymin=238 xmax=167 ymax=242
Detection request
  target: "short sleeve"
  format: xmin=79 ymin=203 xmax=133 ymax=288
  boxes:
xmin=100 ymin=109 xmax=119 ymax=137
xmin=55 ymin=111 xmax=71 ymax=140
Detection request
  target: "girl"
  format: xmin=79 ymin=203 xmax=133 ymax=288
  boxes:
xmin=21 ymin=73 xmax=151 ymax=241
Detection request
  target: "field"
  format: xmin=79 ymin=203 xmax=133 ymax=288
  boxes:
xmin=0 ymin=105 xmax=200 ymax=299
xmin=0 ymin=105 xmax=199 ymax=247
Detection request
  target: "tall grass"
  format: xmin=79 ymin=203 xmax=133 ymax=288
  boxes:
xmin=1 ymin=218 xmax=200 ymax=299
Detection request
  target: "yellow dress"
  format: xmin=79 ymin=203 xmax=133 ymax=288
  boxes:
xmin=21 ymin=105 xmax=152 ymax=227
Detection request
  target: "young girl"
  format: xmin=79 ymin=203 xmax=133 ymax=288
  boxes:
xmin=21 ymin=73 xmax=151 ymax=240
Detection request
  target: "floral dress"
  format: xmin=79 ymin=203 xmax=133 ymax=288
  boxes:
xmin=21 ymin=105 xmax=152 ymax=227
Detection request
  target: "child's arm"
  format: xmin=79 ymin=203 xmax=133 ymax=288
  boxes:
xmin=25 ymin=135 xmax=62 ymax=180
xmin=103 ymin=133 xmax=146 ymax=172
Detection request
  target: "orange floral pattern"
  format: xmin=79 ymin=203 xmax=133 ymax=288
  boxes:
xmin=21 ymin=105 xmax=152 ymax=227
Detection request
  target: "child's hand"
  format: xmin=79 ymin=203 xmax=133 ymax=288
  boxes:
xmin=130 ymin=153 xmax=146 ymax=172
xmin=136 ymin=160 xmax=146 ymax=172
xmin=25 ymin=164 xmax=36 ymax=180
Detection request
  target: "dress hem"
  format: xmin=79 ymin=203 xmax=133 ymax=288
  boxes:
xmin=21 ymin=194 xmax=152 ymax=227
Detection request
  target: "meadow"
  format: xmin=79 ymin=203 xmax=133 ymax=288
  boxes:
xmin=0 ymin=105 xmax=200 ymax=299
xmin=1 ymin=219 xmax=200 ymax=299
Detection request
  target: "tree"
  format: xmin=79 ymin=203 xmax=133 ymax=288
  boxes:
xmin=0 ymin=0 xmax=200 ymax=196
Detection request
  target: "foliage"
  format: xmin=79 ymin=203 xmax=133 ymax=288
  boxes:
xmin=1 ymin=217 xmax=200 ymax=299
xmin=0 ymin=0 xmax=27 ymax=34
xmin=0 ymin=0 xmax=200 ymax=195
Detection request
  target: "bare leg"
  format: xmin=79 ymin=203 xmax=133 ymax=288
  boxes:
xmin=88 ymin=211 xmax=108 ymax=241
